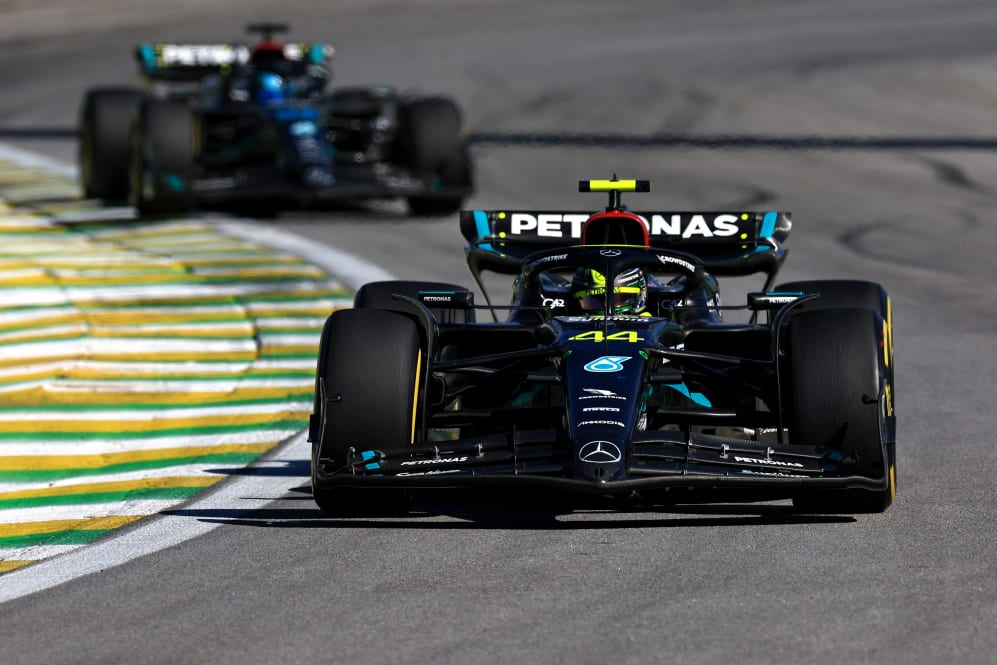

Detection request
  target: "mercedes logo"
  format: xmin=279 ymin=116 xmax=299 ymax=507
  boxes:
xmin=578 ymin=440 xmax=623 ymax=464
xmin=599 ymin=249 xmax=622 ymax=257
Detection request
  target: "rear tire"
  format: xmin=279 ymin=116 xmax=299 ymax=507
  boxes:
xmin=129 ymin=99 xmax=195 ymax=216
xmin=399 ymin=97 xmax=472 ymax=216
xmin=786 ymin=307 xmax=896 ymax=513
xmin=311 ymin=309 xmax=422 ymax=514
xmin=78 ymin=88 xmax=145 ymax=201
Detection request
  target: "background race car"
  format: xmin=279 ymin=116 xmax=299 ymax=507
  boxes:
xmin=309 ymin=178 xmax=897 ymax=516
xmin=78 ymin=22 xmax=473 ymax=216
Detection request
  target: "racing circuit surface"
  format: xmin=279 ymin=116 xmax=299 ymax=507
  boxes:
xmin=0 ymin=1 xmax=995 ymax=663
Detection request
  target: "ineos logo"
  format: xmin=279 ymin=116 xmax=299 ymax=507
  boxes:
xmin=578 ymin=440 xmax=622 ymax=464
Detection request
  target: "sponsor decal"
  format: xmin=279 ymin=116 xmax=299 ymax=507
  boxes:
xmin=740 ymin=469 xmax=808 ymax=478
xmin=400 ymin=457 xmax=469 ymax=466
xmin=733 ymin=456 xmax=804 ymax=469
xmin=578 ymin=420 xmax=626 ymax=428
xmin=397 ymin=470 xmax=462 ymax=477
xmin=583 ymin=356 xmax=631 ymax=373
xmin=558 ymin=315 xmax=650 ymax=322
xmin=601 ymin=315 xmax=650 ymax=322
xmin=578 ymin=440 xmax=623 ymax=464
xmin=542 ymin=297 xmax=566 ymax=308
xmin=583 ymin=406 xmax=621 ymax=413
xmin=599 ymin=249 xmax=622 ymax=257
xmin=582 ymin=388 xmax=623 ymax=397
xmin=158 ymin=43 xmax=249 ymax=67
xmin=657 ymin=254 xmax=698 ymax=273
xmin=647 ymin=214 xmax=740 ymax=238
xmin=421 ymin=292 xmax=473 ymax=307
xmin=527 ymin=253 xmax=569 ymax=270
xmin=290 ymin=121 xmax=318 ymax=137
xmin=580 ymin=388 xmax=627 ymax=400
xmin=508 ymin=213 xmax=742 ymax=239
xmin=511 ymin=213 xmax=590 ymax=238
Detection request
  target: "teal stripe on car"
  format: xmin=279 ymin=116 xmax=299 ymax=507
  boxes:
xmin=760 ymin=211 xmax=778 ymax=238
xmin=665 ymin=383 xmax=712 ymax=407
xmin=138 ymin=44 xmax=157 ymax=73
xmin=473 ymin=210 xmax=495 ymax=252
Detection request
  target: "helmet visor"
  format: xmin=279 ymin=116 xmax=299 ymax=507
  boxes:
xmin=576 ymin=286 xmax=644 ymax=312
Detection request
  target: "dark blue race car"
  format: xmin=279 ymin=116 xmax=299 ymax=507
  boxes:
xmin=79 ymin=23 xmax=472 ymax=216
xmin=309 ymin=178 xmax=897 ymax=515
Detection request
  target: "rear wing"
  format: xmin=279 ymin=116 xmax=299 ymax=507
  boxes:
xmin=134 ymin=41 xmax=334 ymax=82
xmin=460 ymin=209 xmax=791 ymax=279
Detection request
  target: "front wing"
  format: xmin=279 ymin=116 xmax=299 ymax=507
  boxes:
xmin=313 ymin=428 xmax=889 ymax=496
xmin=191 ymin=165 xmax=467 ymax=203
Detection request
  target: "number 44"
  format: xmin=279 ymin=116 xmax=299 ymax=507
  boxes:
xmin=569 ymin=331 xmax=644 ymax=343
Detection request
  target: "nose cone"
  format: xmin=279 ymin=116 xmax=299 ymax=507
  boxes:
xmin=565 ymin=351 xmax=647 ymax=483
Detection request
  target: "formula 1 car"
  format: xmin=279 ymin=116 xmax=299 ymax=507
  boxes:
xmin=309 ymin=178 xmax=897 ymax=515
xmin=78 ymin=22 xmax=472 ymax=216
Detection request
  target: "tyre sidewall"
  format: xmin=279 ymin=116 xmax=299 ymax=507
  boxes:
xmin=313 ymin=308 xmax=422 ymax=475
xmin=79 ymin=88 xmax=145 ymax=200
xmin=786 ymin=307 xmax=895 ymax=512
xmin=399 ymin=96 xmax=472 ymax=216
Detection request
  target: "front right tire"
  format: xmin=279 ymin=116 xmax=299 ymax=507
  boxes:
xmin=399 ymin=96 xmax=472 ymax=217
xmin=786 ymin=307 xmax=896 ymax=513
xmin=129 ymin=99 xmax=195 ymax=216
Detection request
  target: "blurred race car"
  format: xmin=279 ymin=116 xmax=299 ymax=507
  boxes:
xmin=78 ymin=22 xmax=472 ymax=216
xmin=309 ymin=178 xmax=897 ymax=515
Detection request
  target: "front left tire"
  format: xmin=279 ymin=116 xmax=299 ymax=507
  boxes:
xmin=311 ymin=308 xmax=423 ymax=514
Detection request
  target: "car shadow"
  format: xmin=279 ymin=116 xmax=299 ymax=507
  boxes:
xmin=165 ymin=481 xmax=856 ymax=529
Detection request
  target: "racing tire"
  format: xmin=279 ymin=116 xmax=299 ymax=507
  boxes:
xmin=129 ymin=99 xmax=195 ymax=216
xmin=786 ymin=307 xmax=896 ymax=513
xmin=776 ymin=279 xmax=897 ymax=433
xmin=399 ymin=96 xmax=472 ymax=217
xmin=354 ymin=280 xmax=476 ymax=324
xmin=311 ymin=308 xmax=422 ymax=515
xmin=78 ymin=88 xmax=145 ymax=201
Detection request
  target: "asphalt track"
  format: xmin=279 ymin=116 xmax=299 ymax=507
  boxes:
xmin=0 ymin=1 xmax=995 ymax=663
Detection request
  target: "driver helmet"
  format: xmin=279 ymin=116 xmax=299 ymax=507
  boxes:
xmin=254 ymin=71 xmax=286 ymax=105
xmin=250 ymin=42 xmax=288 ymax=71
xmin=572 ymin=267 xmax=647 ymax=314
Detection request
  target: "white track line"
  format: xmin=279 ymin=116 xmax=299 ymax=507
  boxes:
xmin=0 ymin=432 xmax=310 ymax=601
